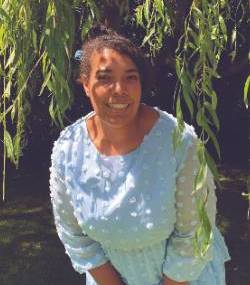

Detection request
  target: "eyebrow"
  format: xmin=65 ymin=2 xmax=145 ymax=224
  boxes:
xmin=96 ymin=68 xmax=139 ymax=74
xmin=96 ymin=69 xmax=112 ymax=74
xmin=125 ymin=68 xmax=139 ymax=73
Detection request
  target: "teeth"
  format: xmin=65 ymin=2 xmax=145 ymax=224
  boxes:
xmin=108 ymin=104 xmax=128 ymax=109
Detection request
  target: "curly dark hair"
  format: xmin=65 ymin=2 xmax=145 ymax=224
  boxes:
xmin=79 ymin=25 xmax=149 ymax=92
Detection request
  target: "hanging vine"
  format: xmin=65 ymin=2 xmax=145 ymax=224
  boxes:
xmin=0 ymin=0 xmax=249 ymax=229
xmin=135 ymin=0 xmax=173 ymax=56
xmin=135 ymin=0 xmax=232 ymax=257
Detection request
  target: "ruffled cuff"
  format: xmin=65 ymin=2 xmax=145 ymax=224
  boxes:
xmin=57 ymin=224 xmax=109 ymax=273
xmin=162 ymin=236 xmax=213 ymax=282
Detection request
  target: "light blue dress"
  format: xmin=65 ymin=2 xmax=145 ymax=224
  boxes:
xmin=49 ymin=108 xmax=230 ymax=285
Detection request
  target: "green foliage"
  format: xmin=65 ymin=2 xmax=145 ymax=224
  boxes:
xmin=135 ymin=0 xmax=173 ymax=55
xmin=243 ymin=51 xmax=250 ymax=109
xmin=174 ymin=0 xmax=229 ymax=256
xmin=0 ymin=0 xmax=248 ymax=259
xmin=0 ymin=0 xmax=100 ymax=201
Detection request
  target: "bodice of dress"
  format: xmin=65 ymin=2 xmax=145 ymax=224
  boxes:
xmin=50 ymin=108 xmax=230 ymax=285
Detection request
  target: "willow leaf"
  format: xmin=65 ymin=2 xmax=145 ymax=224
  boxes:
xmin=4 ymin=81 xmax=11 ymax=99
xmin=4 ymin=130 xmax=15 ymax=162
xmin=154 ymin=0 xmax=164 ymax=19
xmin=39 ymin=69 xmax=52 ymax=96
xmin=210 ymin=90 xmax=218 ymax=109
xmin=195 ymin=162 xmax=208 ymax=192
xmin=0 ymin=7 xmax=11 ymax=22
xmin=5 ymin=49 xmax=15 ymax=68
xmin=182 ymin=73 xmax=194 ymax=117
xmin=218 ymin=15 xmax=227 ymax=41
xmin=204 ymin=101 xmax=220 ymax=131
xmin=143 ymin=0 xmax=150 ymax=22
xmin=199 ymin=202 xmax=212 ymax=256
xmin=194 ymin=144 xmax=207 ymax=192
xmin=202 ymin=119 xmax=221 ymax=159
xmin=175 ymin=57 xmax=182 ymax=79
xmin=243 ymin=74 xmax=250 ymax=109
xmin=10 ymin=102 xmax=16 ymax=122
xmin=204 ymin=148 xmax=219 ymax=181
xmin=142 ymin=27 xmax=155 ymax=46
xmin=32 ymin=30 xmax=37 ymax=52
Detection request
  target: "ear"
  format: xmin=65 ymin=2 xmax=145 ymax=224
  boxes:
xmin=80 ymin=74 xmax=90 ymax=97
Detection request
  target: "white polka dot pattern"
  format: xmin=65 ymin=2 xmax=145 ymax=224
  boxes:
xmin=49 ymin=109 xmax=230 ymax=285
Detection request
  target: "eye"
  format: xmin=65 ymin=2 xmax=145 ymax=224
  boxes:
xmin=97 ymin=74 xmax=112 ymax=83
xmin=127 ymin=74 xmax=139 ymax=81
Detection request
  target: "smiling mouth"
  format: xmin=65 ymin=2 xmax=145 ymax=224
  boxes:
xmin=106 ymin=103 xmax=129 ymax=110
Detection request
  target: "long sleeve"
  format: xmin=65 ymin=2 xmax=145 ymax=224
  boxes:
xmin=162 ymin=139 xmax=217 ymax=282
xmin=49 ymin=144 xmax=109 ymax=274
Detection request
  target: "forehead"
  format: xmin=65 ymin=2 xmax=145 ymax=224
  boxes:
xmin=90 ymin=48 xmax=138 ymax=72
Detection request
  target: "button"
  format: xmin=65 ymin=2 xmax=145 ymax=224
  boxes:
xmin=118 ymin=171 xmax=125 ymax=177
xmin=95 ymin=169 xmax=101 ymax=176
xmin=76 ymin=193 xmax=83 ymax=200
xmin=129 ymin=197 xmax=137 ymax=204
xmin=146 ymin=222 xmax=154 ymax=230
xmin=105 ymin=182 xmax=111 ymax=192
xmin=103 ymin=171 xmax=110 ymax=178
xmin=100 ymin=216 xmax=108 ymax=221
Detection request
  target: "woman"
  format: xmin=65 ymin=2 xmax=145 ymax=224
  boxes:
xmin=49 ymin=27 xmax=230 ymax=285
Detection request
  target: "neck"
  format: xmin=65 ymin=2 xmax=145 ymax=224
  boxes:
xmin=88 ymin=109 xmax=143 ymax=156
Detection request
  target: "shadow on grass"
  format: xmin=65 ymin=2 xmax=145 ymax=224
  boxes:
xmin=0 ymin=199 xmax=84 ymax=285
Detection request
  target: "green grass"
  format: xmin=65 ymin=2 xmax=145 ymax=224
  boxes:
xmin=0 ymin=198 xmax=84 ymax=285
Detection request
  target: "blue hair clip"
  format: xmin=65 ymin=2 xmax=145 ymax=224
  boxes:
xmin=74 ymin=50 xmax=84 ymax=61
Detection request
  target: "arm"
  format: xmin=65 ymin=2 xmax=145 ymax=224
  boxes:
xmin=50 ymin=166 xmax=108 ymax=272
xmin=163 ymin=276 xmax=187 ymax=285
xmin=162 ymin=139 xmax=216 ymax=282
xmin=89 ymin=262 xmax=125 ymax=285
xmin=50 ymin=166 xmax=125 ymax=284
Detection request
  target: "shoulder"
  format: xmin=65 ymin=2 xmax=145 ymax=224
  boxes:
xmin=53 ymin=116 xmax=84 ymax=150
xmin=156 ymin=107 xmax=197 ymax=143
xmin=51 ymin=113 xmax=91 ymax=174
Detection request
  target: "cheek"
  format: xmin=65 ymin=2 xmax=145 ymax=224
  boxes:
xmin=130 ymin=83 xmax=142 ymax=100
xmin=93 ymin=84 xmax=113 ymax=98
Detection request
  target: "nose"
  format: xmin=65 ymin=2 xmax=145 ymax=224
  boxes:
xmin=113 ymin=79 xmax=127 ymax=96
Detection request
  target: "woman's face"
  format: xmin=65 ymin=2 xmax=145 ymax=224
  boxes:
xmin=82 ymin=48 xmax=142 ymax=129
